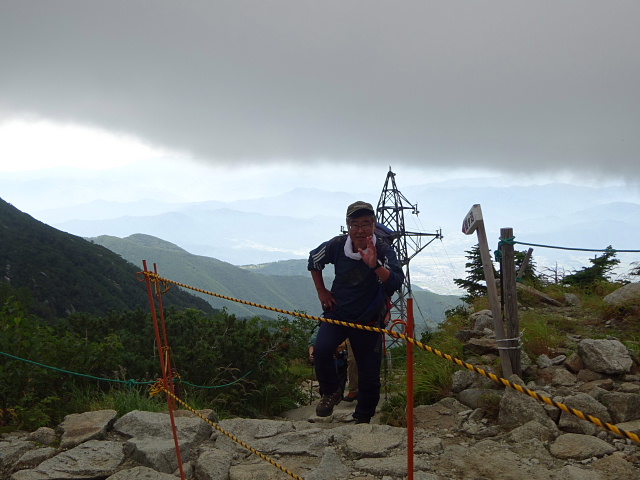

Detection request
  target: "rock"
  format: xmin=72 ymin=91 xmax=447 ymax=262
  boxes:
xmin=15 ymin=447 xmax=57 ymax=469
xmin=498 ymin=375 xmax=560 ymax=435
xmin=0 ymin=441 xmax=35 ymax=469
xmin=125 ymin=437 xmax=194 ymax=474
xmin=565 ymin=353 xmax=583 ymax=373
xmin=192 ymin=448 xmax=233 ymax=480
xmin=106 ymin=466 xmax=178 ymax=479
xmin=457 ymin=388 xmax=502 ymax=410
xmin=506 ymin=420 xmax=558 ymax=443
xmin=114 ymin=410 xmax=211 ymax=442
xmin=463 ymin=337 xmax=499 ymax=356
xmin=12 ymin=440 xmax=124 ymax=480
xmin=470 ymin=310 xmax=493 ymax=331
xmin=26 ymin=428 xmax=57 ymax=446
xmin=578 ymin=339 xmax=633 ymax=375
xmin=537 ymin=366 xmax=578 ymax=387
xmin=565 ymin=293 xmax=582 ymax=307
xmin=603 ymin=282 xmax=640 ymax=307
xmin=557 ymin=465 xmax=605 ymax=480
xmin=558 ymin=393 xmax=612 ymax=436
xmin=550 ymin=433 xmax=616 ymax=460
xmin=344 ymin=424 xmax=404 ymax=458
xmin=58 ymin=409 xmax=117 ymax=449
xmin=600 ymin=391 xmax=640 ymax=423
xmin=306 ymin=446 xmax=351 ymax=480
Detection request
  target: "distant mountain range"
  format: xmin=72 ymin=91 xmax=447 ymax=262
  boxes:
xmin=3 ymin=174 xmax=639 ymax=296
xmin=0 ymin=198 xmax=213 ymax=320
xmin=89 ymin=233 xmax=463 ymax=330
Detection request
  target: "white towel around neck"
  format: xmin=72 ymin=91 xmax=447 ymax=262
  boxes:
xmin=344 ymin=234 xmax=376 ymax=260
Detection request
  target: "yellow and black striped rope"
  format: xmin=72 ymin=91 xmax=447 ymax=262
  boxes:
xmin=142 ymin=271 xmax=640 ymax=444
xmin=160 ymin=386 xmax=305 ymax=480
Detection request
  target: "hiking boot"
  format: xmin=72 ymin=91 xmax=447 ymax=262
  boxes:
xmin=315 ymin=391 xmax=342 ymax=417
xmin=354 ymin=416 xmax=371 ymax=424
xmin=342 ymin=392 xmax=358 ymax=402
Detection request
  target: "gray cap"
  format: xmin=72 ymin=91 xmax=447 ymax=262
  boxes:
xmin=346 ymin=201 xmax=375 ymax=218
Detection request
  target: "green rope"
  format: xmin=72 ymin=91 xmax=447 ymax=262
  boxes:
xmin=0 ymin=350 xmax=258 ymax=390
xmin=0 ymin=350 xmax=153 ymax=385
xmin=494 ymin=236 xmax=516 ymax=262
xmin=513 ymin=241 xmax=640 ymax=253
xmin=179 ymin=361 xmax=264 ymax=389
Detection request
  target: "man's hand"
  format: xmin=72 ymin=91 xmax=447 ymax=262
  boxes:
xmin=358 ymin=235 xmax=377 ymax=268
xmin=317 ymin=287 xmax=336 ymax=310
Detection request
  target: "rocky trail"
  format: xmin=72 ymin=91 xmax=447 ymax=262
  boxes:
xmin=3 ymin=283 xmax=640 ymax=479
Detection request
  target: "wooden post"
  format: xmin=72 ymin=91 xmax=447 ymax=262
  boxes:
xmin=499 ymin=228 xmax=522 ymax=378
xmin=516 ymin=248 xmax=533 ymax=281
xmin=462 ymin=205 xmax=513 ymax=378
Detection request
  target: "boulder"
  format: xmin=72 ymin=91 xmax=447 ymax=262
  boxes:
xmin=578 ymin=339 xmax=633 ymax=375
xmin=603 ymin=282 xmax=640 ymax=307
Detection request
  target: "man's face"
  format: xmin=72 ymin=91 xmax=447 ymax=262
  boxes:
xmin=347 ymin=215 xmax=375 ymax=251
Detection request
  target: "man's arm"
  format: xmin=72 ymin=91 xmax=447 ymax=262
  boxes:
xmin=311 ymin=269 xmax=336 ymax=309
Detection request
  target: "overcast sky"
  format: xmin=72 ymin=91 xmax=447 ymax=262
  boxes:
xmin=1 ymin=1 xmax=639 ymax=186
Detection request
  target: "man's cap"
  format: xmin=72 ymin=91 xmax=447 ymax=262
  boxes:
xmin=346 ymin=201 xmax=375 ymax=218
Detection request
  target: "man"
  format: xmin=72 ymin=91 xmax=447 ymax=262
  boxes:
xmin=308 ymin=201 xmax=404 ymax=423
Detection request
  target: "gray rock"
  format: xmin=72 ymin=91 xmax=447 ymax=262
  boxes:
xmin=344 ymin=425 xmax=404 ymax=458
xmin=471 ymin=310 xmax=493 ymax=331
xmin=578 ymin=339 xmax=633 ymax=375
xmin=537 ymin=354 xmax=553 ymax=368
xmin=559 ymin=393 xmax=613 ymax=436
xmin=537 ymin=366 xmax=578 ymax=386
xmin=58 ymin=409 xmax=117 ymax=449
xmin=600 ymin=391 xmax=640 ymax=423
xmin=15 ymin=447 xmax=57 ymax=468
xmin=14 ymin=440 xmax=124 ymax=480
xmin=550 ymin=433 xmax=616 ymax=460
xmin=498 ymin=376 xmax=560 ymax=434
xmin=457 ymin=388 xmax=503 ymax=410
xmin=603 ymin=282 xmax=640 ymax=307
xmin=353 ymin=454 xmax=431 ymax=477
xmin=0 ymin=440 xmax=36 ymax=469
xmin=27 ymin=428 xmax=57 ymax=446
xmin=414 ymin=434 xmax=444 ymax=455
xmin=114 ymin=410 xmax=211 ymax=442
xmin=126 ymin=437 xmax=193 ymax=474
xmin=463 ymin=337 xmax=499 ymax=356
xmin=194 ymin=448 xmax=234 ymax=480
xmin=565 ymin=293 xmax=582 ymax=307
xmin=306 ymin=446 xmax=351 ymax=480
xmin=506 ymin=420 xmax=559 ymax=443
xmin=106 ymin=466 xmax=178 ymax=479
xmin=558 ymin=465 xmax=606 ymax=480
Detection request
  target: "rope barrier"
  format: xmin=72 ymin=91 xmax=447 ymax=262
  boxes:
xmin=511 ymin=241 xmax=640 ymax=254
xmin=142 ymin=271 xmax=640 ymax=444
xmin=0 ymin=349 xmax=262 ymax=391
xmin=0 ymin=350 xmax=153 ymax=386
xmin=160 ymin=386 xmax=305 ymax=480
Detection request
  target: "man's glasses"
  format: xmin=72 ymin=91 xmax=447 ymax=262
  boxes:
xmin=348 ymin=222 xmax=374 ymax=232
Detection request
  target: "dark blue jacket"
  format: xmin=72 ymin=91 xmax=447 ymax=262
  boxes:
xmin=308 ymin=235 xmax=404 ymax=324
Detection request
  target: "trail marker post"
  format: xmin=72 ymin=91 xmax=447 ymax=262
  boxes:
xmin=462 ymin=205 xmax=513 ymax=378
xmin=499 ymin=227 xmax=522 ymax=378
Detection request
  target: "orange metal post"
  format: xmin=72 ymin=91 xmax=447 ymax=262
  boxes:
xmin=142 ymin=261 xmax=186 ymax=480
xmin=407 ymin=297 xmax=414 ymax=479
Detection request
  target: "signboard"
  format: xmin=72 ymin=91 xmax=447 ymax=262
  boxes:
xmin=462 ymin=204 xmax=483 ymax=235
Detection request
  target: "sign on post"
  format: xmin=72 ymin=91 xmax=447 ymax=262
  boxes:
xmin=461 ymin=205 xmax=513 ymax=378
xmin=462 ymin=204 xmax=483 ymax=235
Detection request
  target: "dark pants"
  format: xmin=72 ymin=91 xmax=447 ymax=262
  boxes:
xmin=314 ymin=321 xmax=383 ymax=420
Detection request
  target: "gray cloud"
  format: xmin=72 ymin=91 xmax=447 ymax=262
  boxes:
xmin=1 ymin=1 xmax=639 ymax=179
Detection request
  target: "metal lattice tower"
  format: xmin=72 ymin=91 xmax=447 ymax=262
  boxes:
xmin=376 ymin=168 xmax=442 ymax=329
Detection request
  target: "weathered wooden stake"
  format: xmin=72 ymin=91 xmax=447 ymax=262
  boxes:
xmin=499 ymin=228 xmax=522 ymax=378
xmin=462 ymin=205 xmax=513 ymax=378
